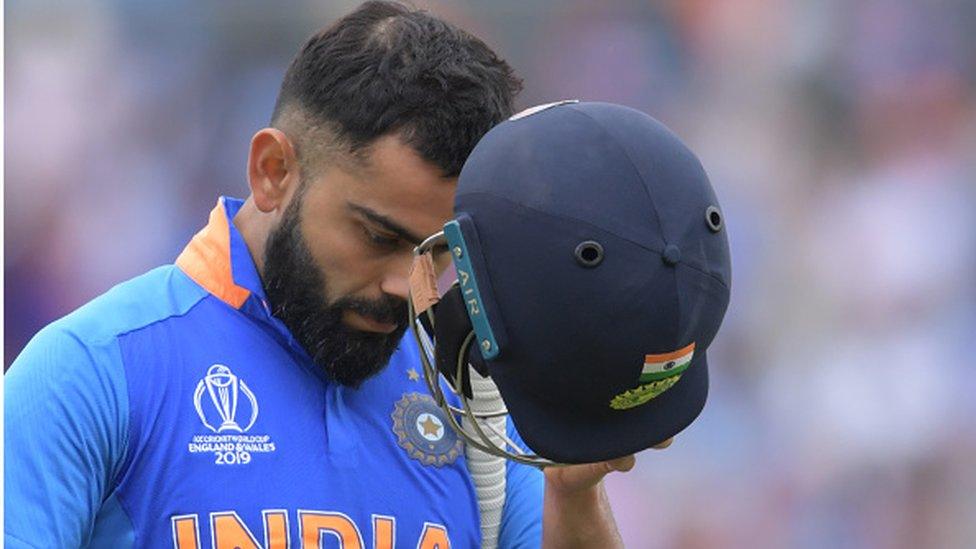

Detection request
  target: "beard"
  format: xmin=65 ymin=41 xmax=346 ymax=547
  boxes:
xmin=261 ymin=189 xmax=408 ymax=387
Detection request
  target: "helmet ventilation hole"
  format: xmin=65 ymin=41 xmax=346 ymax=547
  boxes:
xmin=705 ymin=206 xmax=723 ymax=232
xmin=574 ymin=241 xmax=604 ymax=267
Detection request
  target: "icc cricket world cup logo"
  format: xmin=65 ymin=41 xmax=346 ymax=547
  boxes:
xmin=193 ymin=364 xmax=259 ymax=433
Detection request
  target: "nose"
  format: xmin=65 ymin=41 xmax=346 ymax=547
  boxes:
xmin=379 ymin=254 xmax=411 ymax=301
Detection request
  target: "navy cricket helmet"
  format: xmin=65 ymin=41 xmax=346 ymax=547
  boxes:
xmin=408 ymin=101 xmax=731 ymax=465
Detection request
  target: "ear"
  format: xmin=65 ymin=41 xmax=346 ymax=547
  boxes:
xmin=247 ymin=128 xmax=299 ymax=213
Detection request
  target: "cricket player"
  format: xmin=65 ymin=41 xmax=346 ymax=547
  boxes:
xmin=5 ymin=2 xmax=634 ymax=547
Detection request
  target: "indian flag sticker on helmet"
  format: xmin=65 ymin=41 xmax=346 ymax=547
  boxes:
xmin=610 ymin=342 xmax=696 ymax=410
xmin=640 ymin=342 xmax=695 ymax=383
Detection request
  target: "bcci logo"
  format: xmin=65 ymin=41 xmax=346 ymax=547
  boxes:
xmin=193 ymin=364 xmax=259 ymax=433
xmin=391 ymin=393 xmax=462 ymax=467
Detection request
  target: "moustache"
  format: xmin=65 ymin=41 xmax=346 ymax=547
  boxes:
xmin=334 ymin=295 xmax=408 ymax=328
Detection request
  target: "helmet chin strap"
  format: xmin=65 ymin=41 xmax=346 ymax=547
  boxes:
xmin=463 ymin=367 xmax=506 ymax=549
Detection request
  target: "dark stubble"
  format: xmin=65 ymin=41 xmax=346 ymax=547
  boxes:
xmin=261 ymin=186 xmax=408 ymax=387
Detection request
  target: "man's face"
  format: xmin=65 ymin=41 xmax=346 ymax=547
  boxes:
xmin=262 ymin=134 xmax=456 ymax=387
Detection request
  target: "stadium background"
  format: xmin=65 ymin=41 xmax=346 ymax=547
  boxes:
xmin=5 ymin=0 xmax=976 ymax=547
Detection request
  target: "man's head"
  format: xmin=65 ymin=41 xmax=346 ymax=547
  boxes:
xmin=242 ymin=1 xmax=521 ymax=387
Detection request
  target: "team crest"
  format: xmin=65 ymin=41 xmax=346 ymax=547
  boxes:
xmin=391 ymin=393 xmax=462 ymax=467
xmin=610 ymin=376 xmax=683 ymax=410
xmin=610 ymin=342 xmax=695 ymax=410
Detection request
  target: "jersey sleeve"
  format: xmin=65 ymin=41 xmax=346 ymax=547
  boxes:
xmin=4 ymin=325 xmax=129 ymax=548
xmin=498 ymin=420 xmax=544 ymax=548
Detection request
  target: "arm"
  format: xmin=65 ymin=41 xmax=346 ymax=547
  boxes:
xmin=497 ymin=426 xmax=668 ymax=548
xmin=541 ymin=437 xmax=673 ymax=548
xmin=540 ymin=456 xmax=634 ymax=549
xmin=4 ymin=326 xmax=129 ymax=547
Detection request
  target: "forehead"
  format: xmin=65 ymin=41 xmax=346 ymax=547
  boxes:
xmin=312 ymin=134 xmax=457 ymax=237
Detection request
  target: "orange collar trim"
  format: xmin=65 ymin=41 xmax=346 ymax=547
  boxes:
xmin=176 ymin=198 xmax=252 ymax=309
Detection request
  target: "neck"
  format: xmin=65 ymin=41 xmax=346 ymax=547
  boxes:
xmin=232 ymin=196 xmax=275 ymax=278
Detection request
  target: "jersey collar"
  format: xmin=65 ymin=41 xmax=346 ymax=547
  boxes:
xmin=176 ymin=196 xmax=267 ymax=310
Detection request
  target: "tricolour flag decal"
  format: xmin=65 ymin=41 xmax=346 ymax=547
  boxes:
xmin=640 ymin=342 xmax=695 ymax=383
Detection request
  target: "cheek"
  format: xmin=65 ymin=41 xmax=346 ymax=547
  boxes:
xmin=300 ymin=216 xmax=381 ymax=297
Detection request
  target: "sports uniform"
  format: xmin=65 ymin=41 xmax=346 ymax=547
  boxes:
xmin=5 ymin=197 xmax=542 ymax=548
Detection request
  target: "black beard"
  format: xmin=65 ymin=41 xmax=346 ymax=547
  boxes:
xmin=261 ymin=192 xmax=408 ymax=387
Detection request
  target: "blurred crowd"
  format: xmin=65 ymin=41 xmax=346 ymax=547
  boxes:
xmin=6 ymin=0 xmax=976 ymax=547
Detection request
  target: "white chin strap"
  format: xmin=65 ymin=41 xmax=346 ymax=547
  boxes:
xmin=463 ymin=368 xmax=506 ymax=549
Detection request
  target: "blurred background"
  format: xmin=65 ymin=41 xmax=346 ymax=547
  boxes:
xmin=5 ymin=0 xmax=976 ymax=547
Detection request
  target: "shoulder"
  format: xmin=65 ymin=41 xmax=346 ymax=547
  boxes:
xmin=6 ymin=264 xmax=210 ymax=433
xmin=3 ymin=265 xmax=206 ymax=549
xmin=51 ymin=264 xmax=210 ymax=346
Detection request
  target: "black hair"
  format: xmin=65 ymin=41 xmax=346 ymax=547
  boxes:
xmin=272 ymin=0 xmax=522 ymax=176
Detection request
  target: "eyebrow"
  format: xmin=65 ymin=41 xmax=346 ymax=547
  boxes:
xmin=347 ymin=202 xmax=427 ymax=247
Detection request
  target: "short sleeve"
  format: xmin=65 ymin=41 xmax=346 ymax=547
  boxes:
xmin=498 ymin=421 xmax=544 ymax=548
xmin=4 ymin=325 xmax=129 ymax=547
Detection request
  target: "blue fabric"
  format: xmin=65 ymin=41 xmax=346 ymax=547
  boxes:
xmin=223 ymin=197 xmax=267 ymax=300
xmin=89 ymin=494 xmax=136 ymax=548
xmin=5 ymin=322 xmax=125 ymax=548
xmin=4 ymin=197 xmax=543 ymax=548
xmin=5 ymin=266 xmax=204 ymax=547
xmin=500 ymin=424 xmax=545 ymax=548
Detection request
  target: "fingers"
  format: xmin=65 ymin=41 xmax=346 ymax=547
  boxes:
xmin=601 ymin=437 xmax=673 ymax=475
xmin=652 ymin=437 xmax=674 ymax=450
xmin=573 ymin=437 xmax=677 ymax=483
xmin=604 ymin=454 xmax=636 ymax=473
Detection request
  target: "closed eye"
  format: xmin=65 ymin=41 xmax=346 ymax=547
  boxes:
xmin=361 ymin=224 xmax=400 ymax=249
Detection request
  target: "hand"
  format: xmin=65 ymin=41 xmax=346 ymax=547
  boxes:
xmin=540 ymin=438 xmax=675 ymax=548
xmin=544 ymin=437 xmax=674 ymax=495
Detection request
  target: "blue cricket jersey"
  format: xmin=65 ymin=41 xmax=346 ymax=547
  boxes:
xmin=5 ymin=197 xmax=543 ymax=548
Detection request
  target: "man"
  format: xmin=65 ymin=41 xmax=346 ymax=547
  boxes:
xmin=5 ymin=2 xmax=633 ymax=547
